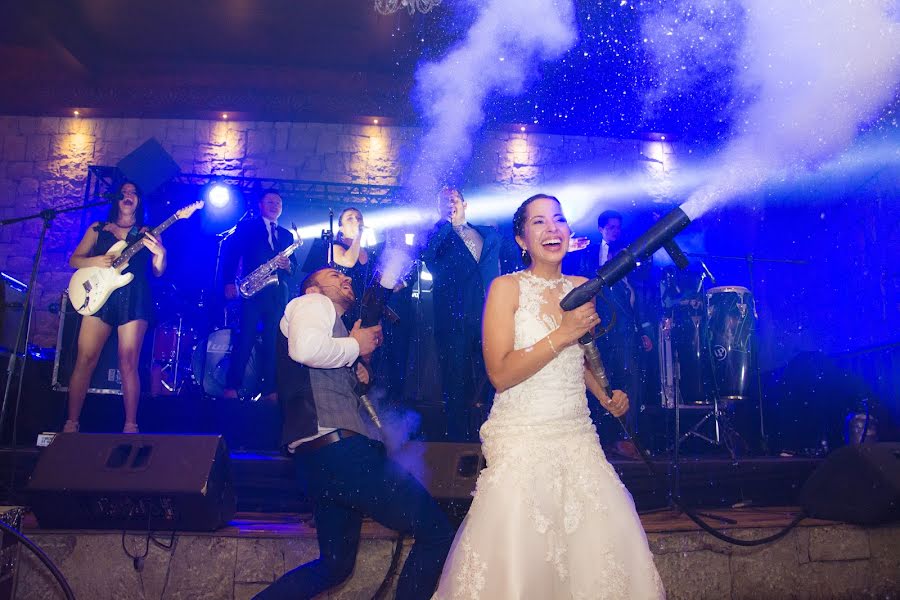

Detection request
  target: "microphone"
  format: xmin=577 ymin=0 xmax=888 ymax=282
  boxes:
xmin=699 ymin=260 xmax=717 ymax=285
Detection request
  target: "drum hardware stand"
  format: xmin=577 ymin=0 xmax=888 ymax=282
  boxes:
xmin=687 ymin=251 xmax=808 ymax=456
xmin=0 ymin=201 xmax=108 ymax=501
xmin=156 ymin=316 xmax=189 ymax=394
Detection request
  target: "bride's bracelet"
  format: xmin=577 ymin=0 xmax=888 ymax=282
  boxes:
xmin=546 ymin=335 xmax=559 ymax=356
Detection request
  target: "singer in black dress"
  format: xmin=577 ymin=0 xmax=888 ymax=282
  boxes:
xmin=332 ymin=207 xmax=373 ymax=326
xmin=64 ymin=181 xmax=167 ymax=434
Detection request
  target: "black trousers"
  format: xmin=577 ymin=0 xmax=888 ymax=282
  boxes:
xmin=227 ymin=287 xmax=283 ymax=395
xmin=253 ymin=435 xmax=453 ymax=600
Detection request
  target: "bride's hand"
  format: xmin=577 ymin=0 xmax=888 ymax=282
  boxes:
xmin=601 ymin=389 xmax=629 ymax=417
xmin=557 ymin=303 xmax=600 ymax=345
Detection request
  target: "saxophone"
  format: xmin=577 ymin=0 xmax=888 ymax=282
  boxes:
xmin=237 ymin=225 xmax=303 ymax=299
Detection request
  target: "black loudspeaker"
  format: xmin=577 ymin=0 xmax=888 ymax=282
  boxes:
xmin=52 ymin=292 xmax=127 ymax=395
xmin=27 ymin=433 xmax=235 ymax=531
xmin=116 ymin=138 xmax=180 ymax=195
xmin=800 ymin=443 xmax=900 ymax=526
xmin=394 ymin=442 xmax=484 ymax=500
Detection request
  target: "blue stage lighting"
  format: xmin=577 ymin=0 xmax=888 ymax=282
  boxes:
xmin=208 ymin=184 xmax=231 ymax=208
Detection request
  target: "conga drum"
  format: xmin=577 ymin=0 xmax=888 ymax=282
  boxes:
xmin=705 ymin=286 xmax=756 ymax=401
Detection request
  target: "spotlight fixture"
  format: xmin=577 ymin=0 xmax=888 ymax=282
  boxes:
xmin=404 ymin=233 xmax=415 ymax=246
xmin=73 ymin=110 xmax=80 ymax=117
xmin=207 ymin=184 xmax=231 ymax=208
xmin=519 ymin=126 xmax=526 ymax=132
xmin=373 ymin=118 xmax=380 ymax=125
xmin=221 ymin=113 xmax=229 ymax=120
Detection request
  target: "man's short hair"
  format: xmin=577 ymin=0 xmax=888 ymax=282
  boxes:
xmin=597 ymin=210 xmax=623 ymax=229
xmin=301 ymin=268 xmax=329 ymax=294
xmin=438 ymin=186 xmax=464 ymax=201
xmin=259 ymin=188 xmax=282 ymax=203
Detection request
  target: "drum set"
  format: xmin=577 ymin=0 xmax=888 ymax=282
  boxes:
xmin=149 ymin=316 xmax=261 ymax=400
xmin=658 ymin=280 xmax=758 ymax=456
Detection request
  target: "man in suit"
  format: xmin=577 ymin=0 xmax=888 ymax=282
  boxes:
xmin=253 ymin=267 xmax=452 ymax=600
xmin=222 ymin=190 xmax=298 ymax=401
xmin=421 ymin=187 xmax=502 ymax=441
xmin=587 ymin=210 xmax=655 ymax=457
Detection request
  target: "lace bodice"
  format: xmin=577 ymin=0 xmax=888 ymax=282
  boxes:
xmin=484 ymin=270 xmax=589 ymax=431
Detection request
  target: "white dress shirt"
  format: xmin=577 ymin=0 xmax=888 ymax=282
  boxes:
xmin=280 ymin=293 xmax=361 ymax=450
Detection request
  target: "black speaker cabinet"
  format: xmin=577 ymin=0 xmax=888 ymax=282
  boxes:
xmin=27 ymin=433 xmax=235 ymax=531
xmin=394 ymin=442 xmax=485 ymax=500
xmin=116 ymin=138 xmax=180 ymax=195
xmin=52 ymin=292 xmax=124 ymax=395
xmin=800 ymin=443 xmax=900 ymax=526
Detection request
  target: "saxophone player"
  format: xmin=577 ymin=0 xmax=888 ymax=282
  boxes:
xmin=222 ymin=190 xmax=298 ymax=401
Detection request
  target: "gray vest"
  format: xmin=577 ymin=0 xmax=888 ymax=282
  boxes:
xmin=277 ymin=313 xmax=377 ymax=448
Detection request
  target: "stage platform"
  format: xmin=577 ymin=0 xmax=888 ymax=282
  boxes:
xmin=0 ymin=445 xmax=824 ymax=514
xmin=10 ymin=507 xmax=900 ymax=599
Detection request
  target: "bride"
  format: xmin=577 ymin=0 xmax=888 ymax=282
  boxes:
xmin=432 ymin=194 xmax=664 ymax=599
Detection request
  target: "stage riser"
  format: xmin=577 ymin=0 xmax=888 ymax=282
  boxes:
xmin=13 ymin=524 xmax=900 ymax=600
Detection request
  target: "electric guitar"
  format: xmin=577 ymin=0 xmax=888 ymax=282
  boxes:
xmin=67 ymin=201 xmax=204 ymax=316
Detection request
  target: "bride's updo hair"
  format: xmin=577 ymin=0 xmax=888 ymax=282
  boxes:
xmin=513 ymin=193 xmax=561 ymax=267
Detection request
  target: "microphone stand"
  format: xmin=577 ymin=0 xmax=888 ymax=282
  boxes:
xmin=0 ymin=199 xmax=109 ymax=499
xmin=561 ymin=207 xmax=735 ymax=522
xmin=323 ymin=208 xmax=335 ymax=267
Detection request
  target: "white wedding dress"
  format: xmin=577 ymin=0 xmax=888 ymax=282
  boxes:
xmin=433 ymin=271 xmax=665 ymax=600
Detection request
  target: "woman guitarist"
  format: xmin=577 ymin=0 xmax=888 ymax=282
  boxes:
xmin=63 ymin=181 xmax=166 ymax=433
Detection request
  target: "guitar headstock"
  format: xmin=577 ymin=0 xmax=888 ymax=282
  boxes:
xmin=176 ymin=200 xmax=205 ymax=220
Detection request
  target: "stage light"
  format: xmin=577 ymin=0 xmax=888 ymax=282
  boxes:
xmin=73 ymin=110 xmax=80 ymax=117
xmin=373 ymin=118 xmax=380 ymax=125
xmin=519 ymin=126 xmax=526 ymax=132
xmin=420 ymin=267 xmax=433 ymax=282
xmin=221 ymin=113 xmax=228 ymax=120
xmin=207 ymin=184 xmax=231 ymax=208
xmin=405 ymin=233 xmax=415 ymax=246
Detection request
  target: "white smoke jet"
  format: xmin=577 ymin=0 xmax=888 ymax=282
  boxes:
xmin=408 ymin=0 xmax=577 ymax=202
xmin=645 ymin=0 xmax=900 ymax=220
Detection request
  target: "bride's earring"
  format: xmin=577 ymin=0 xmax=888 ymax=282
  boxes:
xmin=521 ymin=247 xmax=527 ymax=259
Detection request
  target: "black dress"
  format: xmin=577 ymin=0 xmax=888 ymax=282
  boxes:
xmin=90 ymin=224 xmax=155 ymax=327
xmin=333 ymin=239 xmax=373 ymax=326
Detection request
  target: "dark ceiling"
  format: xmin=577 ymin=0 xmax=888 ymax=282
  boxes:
xmin=4 ymin=1 xmax=893 ymax=140
xmin=0 ymin=0 xmax=429 ymax=122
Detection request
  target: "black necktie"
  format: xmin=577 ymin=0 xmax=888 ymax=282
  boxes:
xmin=269 ymin=222 xmax=277 ymax=250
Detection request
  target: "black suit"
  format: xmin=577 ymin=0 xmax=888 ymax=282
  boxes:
xmin=575 ymin=246 xmax=654 ymax=435
xmin=422 ymin=221 xmax=502 ymax=441
xmin=221 ymin=217 xmax=298 ymax=395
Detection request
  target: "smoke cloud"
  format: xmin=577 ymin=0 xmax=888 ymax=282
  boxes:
xmin=407 ymin=0 xmax=578 ymax=202
xmin=644 ymin=0 xmax=899 ymax=220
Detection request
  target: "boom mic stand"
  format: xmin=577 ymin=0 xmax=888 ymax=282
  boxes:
xmin=561 ymin=207 xmax=734 ymax=522
xmin=0 ymin=199 xmax=109 ymax=498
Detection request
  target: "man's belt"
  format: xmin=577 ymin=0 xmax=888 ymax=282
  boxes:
xmin=295 ymin=429 xmax=358 ymax=454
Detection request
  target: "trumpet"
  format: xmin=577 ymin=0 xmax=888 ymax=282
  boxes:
xmin=238 ymin=224 xmax=303 ymax=299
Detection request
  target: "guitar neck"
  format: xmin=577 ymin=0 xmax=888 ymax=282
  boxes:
xmin=112 ymin=213 xmax=179 ymax=268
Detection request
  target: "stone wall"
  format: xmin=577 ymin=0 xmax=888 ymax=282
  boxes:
xmin=14 ymin=523 xmax=900 ymax=599
xmin=0 ymin=115 xmax=674 ymax=347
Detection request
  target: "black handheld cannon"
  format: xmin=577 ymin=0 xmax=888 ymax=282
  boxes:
xmin=560 ymin=207 xmax=692 ymax=431
xmin=560 ymin=207 xmax=692 ymax=312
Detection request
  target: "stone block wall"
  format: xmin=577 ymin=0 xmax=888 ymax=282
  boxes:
xmin=0 ymin=115 xmax=676 ymax=347
xmin=14 ymin=523 xmax=900 ymax=599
